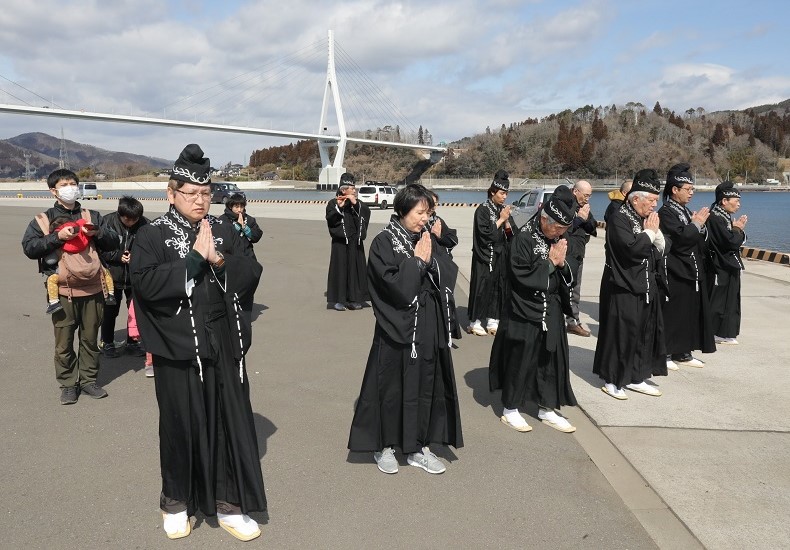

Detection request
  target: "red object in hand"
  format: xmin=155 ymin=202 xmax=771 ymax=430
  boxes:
xmin=59 ymin=219 xmax=91 ymax=253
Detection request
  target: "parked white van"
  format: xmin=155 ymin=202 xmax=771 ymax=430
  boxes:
xmin=358 ymin=182 xmax=397 ymax=209
xmin=79 ymin=182 xmax=98 ymax=200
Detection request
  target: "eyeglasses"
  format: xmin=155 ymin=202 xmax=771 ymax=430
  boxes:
xmin=680 ymin=185 xmax=695 ymax=192
xmin=174 ymin=189 xmax=211 ymax=202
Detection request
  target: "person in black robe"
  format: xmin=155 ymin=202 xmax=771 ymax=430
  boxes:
xmin=326 ymin=172 xmax=371 ymax=311
xmin=221 ymin=192 xmax=263 ymax=312
xmin=707 ymin=182 xmax=747 ymax=345
xmin=467 ymin=169 xmax=516 ymax=336
xmin=564 ymin=179 xmax=597 ymax=337
xmin=604 ymin=179 xmax=632 ymax=224
xmin=130 ymin=144 xmax=265 ymax=542
xmin=658 ymin=163 xmax=716 ymax=369
xmin=348 ymin=184 xmax=463 ymax=475
xmin=593 ymin=170 xmax=668 ymax=400
xmin=427 ymin=191 xmax=462 ymax=340
xmin=489 ymin=185 xmax=578 ymax=434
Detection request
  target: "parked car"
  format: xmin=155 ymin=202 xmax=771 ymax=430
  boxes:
xmin=210 ymin=182 xmax=244 ymax=204
xmin=358 ymin=183 xmax=397 ymax=209
xmin=78 ymin=182 xmax=98 ymax=200
xmin=511 ymin=185 xmax=558 ymax=228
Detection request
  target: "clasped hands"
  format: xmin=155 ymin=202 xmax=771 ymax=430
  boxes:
xmin=193 ymin=219 xmax=221 ymax=264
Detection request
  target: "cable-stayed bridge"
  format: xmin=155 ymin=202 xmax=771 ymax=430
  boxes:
xmin=0 ymin=31 xmax=445 ymax=185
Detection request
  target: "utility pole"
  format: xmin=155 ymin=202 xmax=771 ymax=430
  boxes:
xmin=24 ymin=152 xmax=34 ymax=180
xmin=59 ymin=127 xmax=70 ymax=169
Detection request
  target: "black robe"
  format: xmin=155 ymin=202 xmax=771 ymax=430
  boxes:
xmin=326 ymin=198 xmax=371 ymax=304
xmin=348 ymin=217 xmax=463 ymax=454
xmin=593 ymin=201 xmax=668 ymax=387
xmin=221 ymin=207 xmax=263 ymax=311
xmin=468 ymin=200 xmax=516 ymax=322
xmin=706 ymin=204 xmax=746 ymax=338
xmin=488 ymin=216 xmax=577 ymax=410
xmin=130 ymin=206 xmax=265 ymax=517
xmin=658 ymin=199 xmax=716 ymax=355
xmin=427 ymin=214 xmax=462 ymax=339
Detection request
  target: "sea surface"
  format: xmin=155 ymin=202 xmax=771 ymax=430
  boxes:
xmin=5 ymin=188 xmax=788 ymax=252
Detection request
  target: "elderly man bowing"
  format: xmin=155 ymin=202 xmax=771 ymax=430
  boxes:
xmin=594 ymin=169 xmax=668 ymax=399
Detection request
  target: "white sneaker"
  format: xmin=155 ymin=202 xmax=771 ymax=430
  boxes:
xmin=500 ymin=408 xmax=532 ymax=432
xmin=486 ymin=318 xmax=499 ymax=335
xmin=601 ymin=383 xmax=628 ymax=400
xmin=469 ymin=320 xmax=486 ymax=336
xmin=625 ymin=381 xmax=662 ymax=397
xmin=162 ymin=511 xmax=191 ymax=540
xmin=676 ymin=355 xmax=705 ymax=368
xmin=217 ymin=512 xmax=261 ymax=542
xmin=538 ymin=408 xmax=576 ymax=433
xmin=715 ymin=336 xmax=739 ymax=345
xmin=666 ymin=359 xmax=679 ymax=371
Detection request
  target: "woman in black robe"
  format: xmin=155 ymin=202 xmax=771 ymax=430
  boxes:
xmin=467 ymin=169 xmax=516 ymax=336
xmin=488 ymin=185 xmax=578 ymax=433
xmin=131 ymin=145 xmax=265 ymax=542
xmin=221 ymin=192 xmax=263 ymax=312
xmin=593 ymin=170 xmax=668 ymax=400
xmin=326 ymin=173 xmax=371 ymax=311
xmin=658 ymin=163 xmax=716 ymax=369
xmin=348 ymin=184 xmax=463 ymax=475
xmin=706 ymin=182 xmax=747 ymax=344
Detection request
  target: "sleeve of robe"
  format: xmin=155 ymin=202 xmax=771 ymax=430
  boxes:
xmin=245 ymin=215 xmax=263 ymax=244
xmin=368 ymin=235 xmax=424 ymax=309
xmin=707 ymin=214 xmax=745 ymax=271
xmin=658 ymin=206 xmax=703 ymax=255
xmin=435 ymin=216 xmax=459 ymax=250
xmin=510 ymin=232 xmax=554 ymax=295
xmin=130 ymin=224 xmax=191 ymax=310
xmin=326 ymin=200 xmax=347 ymax=240
xmin=357 ymin=202 xmax=371 ymax=242
xmin=474 ymin=206 xmax=498 ymax=245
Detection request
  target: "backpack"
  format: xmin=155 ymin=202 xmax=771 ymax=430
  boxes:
xmin=36 ymin=209 xmax=106 ymax=299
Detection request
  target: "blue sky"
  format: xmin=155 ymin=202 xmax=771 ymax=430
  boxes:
xmin=0 ymin=0 xmax=788 ymax=167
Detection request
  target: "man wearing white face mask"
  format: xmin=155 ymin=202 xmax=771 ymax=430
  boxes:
xmin=22 ymin=169 xmax=119 ymax=405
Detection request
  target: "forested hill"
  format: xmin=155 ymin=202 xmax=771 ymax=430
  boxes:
xmin=249 ymin=99 xmax=790 ymax=183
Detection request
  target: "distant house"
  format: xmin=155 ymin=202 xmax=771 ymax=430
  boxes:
xmin=94 ymin=172 xmax=108 ymax=181
xmin=262 ymin=171 xmax=278 ymax=180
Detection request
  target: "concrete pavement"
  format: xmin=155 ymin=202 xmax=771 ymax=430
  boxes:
xmin=2 ymin=196 xmax=788 ymax=549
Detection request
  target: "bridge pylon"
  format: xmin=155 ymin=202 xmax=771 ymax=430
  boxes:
xmin=317 ymin=30 xmax=347 ymax=189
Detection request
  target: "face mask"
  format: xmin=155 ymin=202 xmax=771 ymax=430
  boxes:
xmin=58 ymin=185 xmax=80 ymax=203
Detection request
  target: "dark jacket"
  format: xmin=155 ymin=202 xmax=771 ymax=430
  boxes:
xmin=100 ymin=212 xmax=149 ymax=288
xmin=222 ymin=207 xmax=263 ymax=258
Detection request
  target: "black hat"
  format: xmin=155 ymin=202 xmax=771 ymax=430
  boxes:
xmin=630 ymin=169 xmax=662 ymax=195
xmin=543 ymin=185 xmax=577 ymax=226
xmin=171 ymin=144 xmax=211 ymax=185
xmin=339 ymin=172 xmax=356 ymax=185
xmin=715 ymin=181 xmax=740 ymax=203
xmin=492 ymin=169 xmax=510 ymax=191
xmin=663 ymin=162 xmax=694 ymax=198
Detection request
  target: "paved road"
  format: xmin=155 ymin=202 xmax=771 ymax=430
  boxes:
xmin=2 ymin=197 xmax=788 ymax=549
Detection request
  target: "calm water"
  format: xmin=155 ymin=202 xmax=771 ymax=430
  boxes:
xmin=7 ymin=188 xmax=788 ymax=252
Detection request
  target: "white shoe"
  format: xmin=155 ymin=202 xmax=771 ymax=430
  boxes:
xmin=538 ymin=408 xmax=576 ymax=433
xmin=715 ymin=336 xmax=739 ymax=345
xmin=666 ymin=359 xmax=679 ymax=371
xmin=500 ymin=408 xmax=532 ymax=432
xmin=162 ymin=511 xmax=191 ymax=540
xmin=625 ymin=381 xmax=662 ymax=397
xmin=486 ymin=319 xmax=499 ymax=335
xmin=469 ymin=320 xmax=486 ymax=336
xmin=601 ymin=383 xmax=628 ymax=400
xmin=676 ymin=355 xmax=705 ymax=368
xmin=217 ymin=512 xmax=261 ymax=542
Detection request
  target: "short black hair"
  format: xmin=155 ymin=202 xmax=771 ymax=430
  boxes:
xmin=47 ymin=169 xmax=79 ymax=189
xmin=487 ymin=184 xmax=502 ymax=197
xmin=117 ymin=196 xmax=144 ymax=219
xmin=393 ymin=184 xmax=434 ymax=218
xmin=226 ymin=193 xmax=247 ymax=209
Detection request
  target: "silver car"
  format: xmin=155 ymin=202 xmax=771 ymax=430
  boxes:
xmin=511 ymin=185 xmax=558 ymax=228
